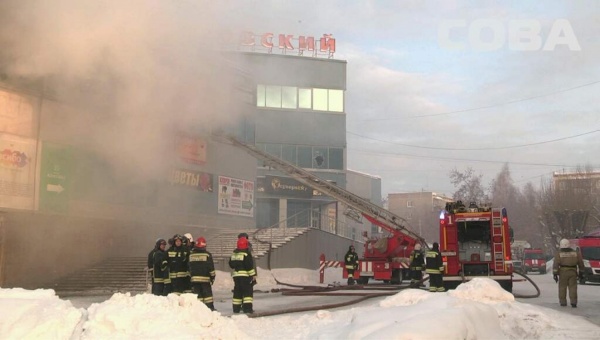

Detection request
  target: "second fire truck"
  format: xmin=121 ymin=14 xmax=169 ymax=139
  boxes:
xmin=439 ymin=201 xmax=514 ymax=292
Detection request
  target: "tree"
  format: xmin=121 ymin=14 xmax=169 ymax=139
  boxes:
xmin=449 ymin=167 xmax=487 ymax=203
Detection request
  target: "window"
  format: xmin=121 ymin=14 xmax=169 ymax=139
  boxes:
xmin=313 ymin=147 xmax=328 ymax=168
xmin=313 ymin=88 xmax=328 ymax=111
xmin=257 ymin=85 xmax=344 ymax=113
xmin=281 ymin=86 xmax=297 ymax=109
xmin=328 ymin=89 xmax=344 ymax=112
xmin=407 ymin=200 xmax=413 ymax=208
xmin=256 ymin=85 xmax=266 ymax=107
xmin=282 ymin=145 xmax=297 ymax=164
xmin=265 ymin=86 xmax=281 ymax=108
xmin=297 ymin=146 xmax=313 ymax=168
xmin=328 ymin=148 xmax=343 ymax=170
xmin=265 ymin=144 xmax=282 ymax=158
xmin=298 ymin=88 xmax=312 ymax=109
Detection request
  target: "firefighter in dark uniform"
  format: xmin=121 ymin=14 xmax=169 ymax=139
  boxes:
xmin=229 ymin=237 xmax=256 ymax=313
xmin=409 ymin=243 xmax=425 ymax=286
xmin=151 ymin=239 xmax=170 ymax=296
xmin=238 ymin=232 xmax=257 ymax=283
xmin=553 ymin=238 xmax=585 ymax=307
xmin=425 ymin=242 xmax=445 ymax=292
xmin=345 ymin=245 xmax=359 ymax=285
xmin=189 ymin=237 xmax=216 ymax=311
xmin=167 ymin=234 xmax=189 ymax=294
xmin=182 ymin=233 xmax=195 ymax=293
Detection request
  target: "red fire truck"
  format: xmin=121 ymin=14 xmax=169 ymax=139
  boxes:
xmin=439 ymin=201 xmax=514 ymax=292
xmin=569 ymin=236 xmax=600 ymax=284
xmin=523 ymin=249 xmax=547 ymax=274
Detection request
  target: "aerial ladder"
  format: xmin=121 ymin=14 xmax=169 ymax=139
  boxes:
xmin=224 ymin=135 xmax=427 ymax=247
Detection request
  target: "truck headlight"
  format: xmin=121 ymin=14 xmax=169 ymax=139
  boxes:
xmin=584 ymin=259 xmax=590 ymax=268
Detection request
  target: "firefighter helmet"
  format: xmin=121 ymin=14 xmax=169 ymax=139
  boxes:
xmin=196 ymin=237 xmax=207 ymax=248
xmin=184 ymin=233 xmax=194 ymax=243
xmin=237 ymin=237 xmax=248 ymax=250
xmin=559 ymin=239 xmax=570 ymax=249
xmin=414 ymin=244 xmax=422 ymax=251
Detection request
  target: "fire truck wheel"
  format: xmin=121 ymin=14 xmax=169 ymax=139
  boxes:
xmin=540 ymin=268 xmax=546 ymax=274
xmin=579 ymin=277 xmax=586 ymax=285
xmin=357 ymin=276 xmax=369 ymax=285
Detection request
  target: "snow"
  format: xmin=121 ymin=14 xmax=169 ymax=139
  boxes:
xmin=1 ymin=269 xmax=600 ymax=340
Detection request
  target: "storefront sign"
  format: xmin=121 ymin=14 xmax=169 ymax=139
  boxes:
xmin=168 ymin=168 xmax=213 ymax=192
xmin=239 ymin=32 xmax=336 ymax=58
xmin=264 ymin=175 xmax=312 ymax=198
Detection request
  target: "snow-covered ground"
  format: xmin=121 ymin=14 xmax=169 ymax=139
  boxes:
xmin=2 ymin=267 xmax=600 ymax=340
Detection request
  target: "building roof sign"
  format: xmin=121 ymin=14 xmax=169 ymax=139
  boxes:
xmin=239 ymin=32 xmax=336 ymax=58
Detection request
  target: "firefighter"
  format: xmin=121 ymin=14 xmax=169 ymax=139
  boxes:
xmin=189 ymin=237 xmax=216 ymax=311
xmin=183 ymin=233 xmax=195 ymax=293
xmin=409 ymin=243 xmax=425 ymax=286
xmin=167 ymin=234 xmax=189 ymax=294
xmin=151 ymin=239 xmax=170 ymax=296
xmin=425 ymin=242 xmax=445 ymax=292
xmin=553 ymin=238 xmax=585 ymax=307
xmin=229 ymin=237 xmax=256 ymax=314
xmin=238 ymin=232 xmax=257 ymax=283
xmin=345 ymin=245 xmax=359 ymax=285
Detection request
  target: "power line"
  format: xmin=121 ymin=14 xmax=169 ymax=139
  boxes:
xmin=359 ymin=80 xmax=600 ymax=121
xmin=350 ymin=148 xmax=594 ymax=168
xmin=347 ymin=129 xmax=600 ymax=151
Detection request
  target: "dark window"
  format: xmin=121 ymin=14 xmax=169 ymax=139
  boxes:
xmin=329 ymin=148 xmax=343 ymax=170
xmin=297 ymin=146 xmax=312 ymax=168
xmin=282 ymin=145 xmax=297 ymax=164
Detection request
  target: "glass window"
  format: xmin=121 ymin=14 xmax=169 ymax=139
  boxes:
xmin=298 ymin=88 xmax=312 ymax=109
xmin=313 ymin=147 xmax=328 ymax=169
xmin=313 ymin=88 xmax=328 ymax=111
xmin=265 ymin=144 xmax=282 ymax=158
xmin=266 ymin=86 xmax=282 ymax=108
xmin=282 ymin=145 xmax=297 ymax=164
xmin=256 ymin=85 xmax=265 ymax=107
xmin=281 ymin=86 xmax=297 ymax=109
xmin=328 ymin=148 xmax=343 ymax=170
xmin=328 ymin=89 xmax=344 ymax=112
xmin=297 ymin=146 xmax=313 ymax=168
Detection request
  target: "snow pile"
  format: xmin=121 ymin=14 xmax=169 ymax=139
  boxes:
xmin=82 ymin=293 xmax=249 ymax=339
xmin=379 ymin=288 xmax=431 ymax=307
xmin=448 ymin=278 xmax=515 ymax=303
xmin=0 ymin=288 xmax=84 ymax=339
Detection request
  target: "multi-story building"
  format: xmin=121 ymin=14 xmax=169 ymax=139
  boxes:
xmin=552 ymin=171 xmax=600 ymax=233
xmin=387 ymin=191 xmax=453 ymax=242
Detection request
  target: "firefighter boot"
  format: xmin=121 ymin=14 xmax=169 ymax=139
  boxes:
xmin=206 ymin=302 xmax=216 ymax=311
xmin=242 ymin=303 xmax=254 ymax=314
xmin=347 ymin=277 xmax=355 ymax=285
xmin=233 ymin=304 xmax=242 ymax=313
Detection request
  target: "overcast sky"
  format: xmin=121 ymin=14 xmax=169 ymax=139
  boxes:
xmin=234 ymin=0 xmax=599 ymax=196
xmin=1 ymin=1 xmax=598 ymax=197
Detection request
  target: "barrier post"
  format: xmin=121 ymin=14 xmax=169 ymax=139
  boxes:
xmin=319 ymin=253 xmax=325 ymax=283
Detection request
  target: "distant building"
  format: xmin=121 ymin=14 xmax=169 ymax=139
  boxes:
xmin=552 ymin=171 xmax=600 ymax=233
xmin=344 ymin=169 xmax=382 ymax=240
xmin=387 ymin=192 xmax=453 ymax=242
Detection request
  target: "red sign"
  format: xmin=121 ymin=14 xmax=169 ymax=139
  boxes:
xmin=239 ymin=32 xmax=336 ymax=58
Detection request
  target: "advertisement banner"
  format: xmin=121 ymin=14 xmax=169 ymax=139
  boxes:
xmin=0 ymin=134 xmax=36 ymax=210
xmin=218 ymin=175 xmax=254 ymax=217
xmin=176 ymin=135 xmax=206 ymax=165
xmin=168 ymin=168 xmax=213 ymax=192
xmin=0 ymin=89 xmax=35 ymax=137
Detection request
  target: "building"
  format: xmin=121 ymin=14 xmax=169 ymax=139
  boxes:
xmin=551 ymin=171 xmax=600 ymax=233
xmin=387 ymin=191 xmax=453 ymax=242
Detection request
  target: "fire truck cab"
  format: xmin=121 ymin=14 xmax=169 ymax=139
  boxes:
xmin=569 ymin=236 xmax=600 ymax=284
xmin=439 ymin=201 xmax=513 ymax=292
xmin=523 ymin=249 xmax=547 ymax=274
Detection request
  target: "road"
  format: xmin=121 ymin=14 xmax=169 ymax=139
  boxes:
xmin=514 ymin=271 xmax=600 ymax=327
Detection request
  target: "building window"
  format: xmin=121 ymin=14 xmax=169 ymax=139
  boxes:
xmin=328 ymin=89 xmax=344 ymax=112
xmin=297 ymin=146 xmax=313 ymax=168
xmin=299 ymin=88 xmax=312 ymax=109
xmin=258 ymin=85 xmax=343 ymax=113
xmin=407 ymin=211 xmax=413 ymax=219
xmin=329 ymin=148 xmax=343 ymax=170
xmin=282 ymin=145 xmax=297 ymax=164
xmin=313 ymin=147 xmax=328 ymax=168
xmin=407 ymin=200 xmax=413 ymax=208
xmin=281 ymin=86 xmax=297 ymax=109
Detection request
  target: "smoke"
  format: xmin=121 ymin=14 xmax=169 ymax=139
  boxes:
xmin=0 ymin=0 xmax=249 ymax=180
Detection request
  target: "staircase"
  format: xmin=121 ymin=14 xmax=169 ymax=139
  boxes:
xmin=53 ymin=257 xmax=148 ymax=297
xmin=52 ymin=228 xmax=310 ymax=296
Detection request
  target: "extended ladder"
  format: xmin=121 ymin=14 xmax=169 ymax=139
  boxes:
xmin=225 ymin=136 xmax=425 ymax=244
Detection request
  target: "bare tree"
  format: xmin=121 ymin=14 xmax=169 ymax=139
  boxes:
xmin=449 ymin=167 xmax=487 ymax=203
xmin=538 ymin=166 xmax=597 ymax=249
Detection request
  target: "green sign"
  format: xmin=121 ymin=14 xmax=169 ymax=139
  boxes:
xmin=39 ymin=143 xmax=72 ymax=213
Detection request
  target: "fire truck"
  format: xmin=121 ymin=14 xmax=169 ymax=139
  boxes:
xmin=226 ymin=136 xmax=426 ymax=285
xmin=523 ymin=249 xmax=547 ymax=274
xmin=569 ymin=236 xmax=600 ymax=284
xmin=439 ymin=201 xmax=514 ymax=292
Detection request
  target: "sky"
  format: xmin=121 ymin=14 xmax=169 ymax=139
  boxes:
xmin=2 ymin=267 xmax=600 ymax=340
xmin=0 ymin=1 xmax=598 ymax=196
